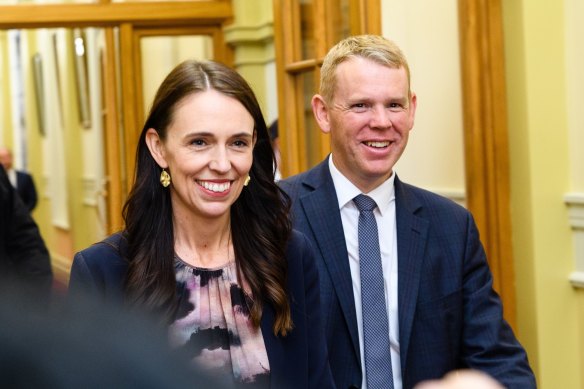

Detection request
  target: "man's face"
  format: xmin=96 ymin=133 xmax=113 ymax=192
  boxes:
xmin=314 ymin=57 xmax=416 ymax=193
xmin=0 ymin=148 xmax=12 ymax=170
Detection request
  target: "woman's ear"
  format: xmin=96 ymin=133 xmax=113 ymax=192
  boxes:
xmin=145 ymin=128 xmax=168 ymax=168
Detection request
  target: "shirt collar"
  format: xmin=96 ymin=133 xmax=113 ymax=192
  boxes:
xmin=328 ymin=154 xmax=395 ymax=216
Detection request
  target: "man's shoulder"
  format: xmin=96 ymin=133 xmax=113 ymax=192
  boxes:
xmin=15 ymin=170 xmax=32 ymax=179
xmin=396 ymin=179 xmax=469 ymax=216
xmin=279 ymin=160 xmax=330 ymax=194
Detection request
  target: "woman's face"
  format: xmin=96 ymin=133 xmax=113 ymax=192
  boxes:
xmin=147 ymin=89 xmax=255 ymax=222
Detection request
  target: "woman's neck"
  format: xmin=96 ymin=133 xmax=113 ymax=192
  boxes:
xmin=172 ymin=213 xmax=233 ymax=268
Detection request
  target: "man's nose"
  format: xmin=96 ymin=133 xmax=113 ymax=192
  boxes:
xmin=370 ymin=106 xmax=392 ymax=129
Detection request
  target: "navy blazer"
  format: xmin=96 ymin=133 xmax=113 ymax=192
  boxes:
xmin=69 ymin=230 xmax=335 ymax=389
xmin=279 ymin=158 xmax=536 ymax=389
xmin=15 ymin=171 xmax=37 ymax=212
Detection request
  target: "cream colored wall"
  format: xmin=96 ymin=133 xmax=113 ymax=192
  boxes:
xmin=381 ymin=0 xmax=466 ymax=206
xmin=225 ymin=0 xmax=278 ymax=125
xmin=504 ymin=0 xmax=583 ymax=388
xmin=141 ymin=35 xmax=213 ymax=118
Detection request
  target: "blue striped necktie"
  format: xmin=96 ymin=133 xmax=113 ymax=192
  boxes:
xmin=353 ymin=194 xmax=394 ymax=389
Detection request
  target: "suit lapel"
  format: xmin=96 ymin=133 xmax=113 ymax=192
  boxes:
xmin=394 ymin=177 xmax=429 ymax=372
xmin=298 ymin=161 xmax=361 ymax=360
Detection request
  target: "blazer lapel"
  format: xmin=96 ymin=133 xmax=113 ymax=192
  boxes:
xmin=298 ymin=160 xmax=361 ymax=360
xmin=394 ymin=177 xmax=429 ymax=372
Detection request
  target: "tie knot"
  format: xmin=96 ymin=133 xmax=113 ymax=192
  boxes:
xmin=353 ymin=194 xmax=377 ymax=212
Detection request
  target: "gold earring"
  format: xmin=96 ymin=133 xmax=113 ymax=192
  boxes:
xmin=160 ymin=169 xmax=171 ymax=187
xmin=243 ymin=175 xmax=251 ymax=187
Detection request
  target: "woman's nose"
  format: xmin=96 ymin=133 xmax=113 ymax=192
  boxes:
xmin=208 ymin=147 xmax=231 ymax=173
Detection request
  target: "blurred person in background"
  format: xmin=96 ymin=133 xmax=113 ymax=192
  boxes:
xmin=0 ymin=146 xmax=38 ymax=212
xmin=0 ymin=165 xmax=52 ymax=308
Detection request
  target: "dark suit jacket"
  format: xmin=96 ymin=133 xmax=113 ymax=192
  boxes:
xmin=15 ymin=170 xmax=38 ymax=212
xmin=279 ymin=158 xmax=536 ymax=389
xmin=0 ymin=167 xmax=52 ymax=306
xmin=69 ymin=230 xmax=335 ymax=389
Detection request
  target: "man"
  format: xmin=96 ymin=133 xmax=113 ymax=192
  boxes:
xmin=280 ymin=35 xmax=535 ymax=389
xmin=0 ymin=146 xmax=38 ymax=212
xmin=0 ymin=165 xmax=52 ymax=307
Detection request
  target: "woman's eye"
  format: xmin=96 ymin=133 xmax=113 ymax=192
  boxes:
xmin=233 ymin=140 xmax=248 ymax=147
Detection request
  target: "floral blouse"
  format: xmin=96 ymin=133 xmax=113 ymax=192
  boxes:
xmin=168 ymin=258 xmax=270 ymax=388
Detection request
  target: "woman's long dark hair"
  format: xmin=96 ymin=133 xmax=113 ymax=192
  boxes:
xmin=122 ymin=60 xmax=292 ymax=335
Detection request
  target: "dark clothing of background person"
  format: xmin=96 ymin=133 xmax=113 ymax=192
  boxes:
xmin=14 ymin=170 xmax=38 ymax=212
xmin=0 ymin=166 xmax=52 ymax=307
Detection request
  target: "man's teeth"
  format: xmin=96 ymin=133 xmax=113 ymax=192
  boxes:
xmin=365 ymin=141 xmax=389 ymax=148
xmin=198 ymin=181 xmax=230 ymax=192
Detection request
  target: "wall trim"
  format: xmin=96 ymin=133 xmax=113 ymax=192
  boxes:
xmin=224 ymin=21 xmax=273 ymax=45
xmin=565 ymin=192 xmax=584 ymax=288
xmin=430 ymin=188 xmax=467 ymax=208
xmin=82 ymin=175 xmax=98 ymax=207
xmin=569 ymin=272 xmax=584 ymax=288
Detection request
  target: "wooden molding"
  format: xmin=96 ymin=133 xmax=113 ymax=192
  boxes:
xmin=458 ymin=0 xmax=517 ymax=328
xmin=0 ymin=1 xmax=231 ymax=29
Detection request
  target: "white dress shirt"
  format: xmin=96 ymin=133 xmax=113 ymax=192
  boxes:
xmin=329 ymin=155 xmax=402 ymax=389
xmin=6 ymin=168 xmax=17 ymax=188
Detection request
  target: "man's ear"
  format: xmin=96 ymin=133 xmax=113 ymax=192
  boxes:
xmin=145 ymin=128 xmax=168 ymax=168
xmin=311 ymin=94 xmax=332 ymax=134
xmin=408 ymin=92 xmax=418 ymax=130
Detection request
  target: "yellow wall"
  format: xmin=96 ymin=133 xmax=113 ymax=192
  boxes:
xmin=225 ymin=0 xmax=278 ymax=123
xmin=504 ymin=0 xmax=583 ymax=388
xmin=0 ymin=31 xmax=11 ymax=144
xmin=382 ymin=0 xmax=465 ymax=204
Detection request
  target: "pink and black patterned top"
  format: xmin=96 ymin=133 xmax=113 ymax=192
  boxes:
xmin=169 ymin=258 xmax=270 ymax=388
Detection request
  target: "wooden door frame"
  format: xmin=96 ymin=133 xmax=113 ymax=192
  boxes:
xmin=458 ymin=0 xmax=516 ymax=327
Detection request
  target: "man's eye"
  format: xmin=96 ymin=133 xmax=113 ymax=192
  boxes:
xmin=191 ymin=139 xmax=206 ymax=146
xmin=388 ymin=102 xmax=406 ymax=111
xmin=351 ymin=103 xmax=368 ymax=112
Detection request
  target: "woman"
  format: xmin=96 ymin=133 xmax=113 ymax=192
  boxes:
xmin=69 ymin=60 xmax=334 ymax=388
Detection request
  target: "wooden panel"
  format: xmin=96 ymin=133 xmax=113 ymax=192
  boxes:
xmin=120 ymin=23 xmax=139 ymax=189
xmin=458 ymin=0 xmax=516 ymax=328
xmin=102 ymin=27 xmax=124 ymax=233
xmin=0 ymin=1 xmax=231 ymax=29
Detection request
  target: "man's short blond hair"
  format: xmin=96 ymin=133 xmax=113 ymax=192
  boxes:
xmin=319 ymin=34 xmax=411 ymax=103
